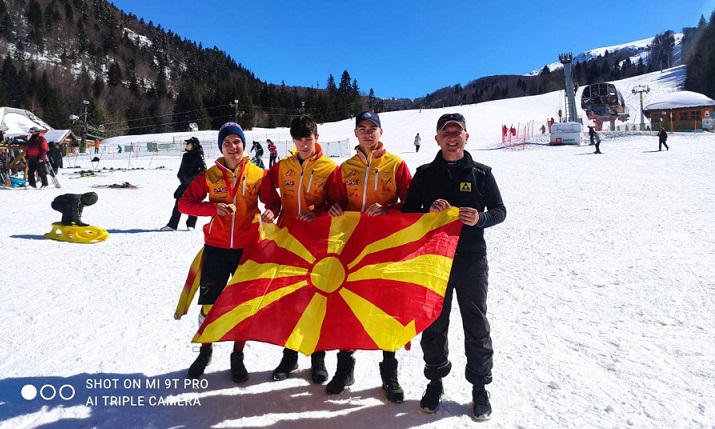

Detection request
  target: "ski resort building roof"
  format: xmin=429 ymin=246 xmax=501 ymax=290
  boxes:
xmin=643 ymin=91 xmax=715 ymax=112
xmin=0 ymin=107 xmax=54 ymax=136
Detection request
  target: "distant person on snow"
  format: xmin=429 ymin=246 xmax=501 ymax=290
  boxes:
xmin=250 ymin=140 xmax=264 ymax=168
xmin=177 ymin=122 xmax=269 ymax=383
xmin=267 ymin=139 xmax=278 ymax=167
xmin=658 ymin=126 xmax=669 ymax=151
xmin=47 ymin=141 xmax=63 ymax=173
xmin=25 ymin=126 xmax=49 ymax=188
xmin=51 ymin=192 xmax=98 ymax=226
xmin=588 ymin=126 xmax=596 ymax=145
xmin=594 ymin=130 xmax=602 ymax=154
xmin=414 ymin=132 xmax=422 ymax=152
xmin=161 ymin=137 xmax=206 ymax=231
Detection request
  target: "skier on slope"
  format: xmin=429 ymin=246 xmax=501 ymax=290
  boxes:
xmin=658 ymin=126 xmax=669 ymax=151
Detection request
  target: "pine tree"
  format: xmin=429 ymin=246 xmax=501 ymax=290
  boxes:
xmin=685 ymin=10 xmax=715 ymax=98
xmin=0 ymin=0 xmax=13 ymax=39
xmin=26 ymin=0 xmax=44 ymax=48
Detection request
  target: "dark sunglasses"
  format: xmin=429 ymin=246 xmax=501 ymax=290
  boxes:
xmin=440 ymin=113 xmax=465 ymax=122
xmin=437 ymin=113 xmax=466 ymax=130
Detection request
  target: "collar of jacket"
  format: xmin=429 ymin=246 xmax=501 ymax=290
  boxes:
xmin=354 ymin=141 xmax=387 ymax=162
xmin=214 ymin=156 xmax=248 ymax=175
xmin=433 ymin=149 xmax=474 ymax=170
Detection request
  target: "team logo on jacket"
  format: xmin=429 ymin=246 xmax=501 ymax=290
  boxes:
xmin=215 ymin=186 xmax=228 ymax=194
xmin=459 ymin=182 xmax=472 ymax=192
xmin=285 ymin=180 xmax=295 ymax=187
xmin=286 ymin=170 xmax=295 ymax=176
xmin=346 ymin=170 xmax=358 ymax=177
xmin=347 ymin=179 xmax=359 ymax=186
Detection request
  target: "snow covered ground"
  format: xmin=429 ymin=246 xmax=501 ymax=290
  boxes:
xmin=1 ymin=67 xmax=714 ymax=429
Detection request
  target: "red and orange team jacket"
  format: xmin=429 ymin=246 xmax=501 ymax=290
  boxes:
xmin=262 ymin=143 xmax=338 ymax=227
xmin=329 ymin=142 xmax=412 ymax=213
xmin=179 ymin=157 xmax=266 ymax=249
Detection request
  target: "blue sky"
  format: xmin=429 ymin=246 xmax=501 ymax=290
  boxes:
xmin=109 ymin=0 xmax=711 ymax=100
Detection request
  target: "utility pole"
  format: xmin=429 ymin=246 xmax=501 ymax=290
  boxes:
xmin=81 ymin=99 xmax=89 ymax=153
xmin=632 ymin=85 xmax=650 ymax=131
xmin=230 ymin=99 xmax=239 ymax=122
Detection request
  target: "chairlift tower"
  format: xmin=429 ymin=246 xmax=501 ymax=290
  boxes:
xmin=631 ymin=85 xmax=650 ymax=131
xmin=559 ymin=53 xmax=579 ymax=123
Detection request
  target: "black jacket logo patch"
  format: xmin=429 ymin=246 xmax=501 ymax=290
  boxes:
xmin=460 ymin=182 xmax=472 ymax=192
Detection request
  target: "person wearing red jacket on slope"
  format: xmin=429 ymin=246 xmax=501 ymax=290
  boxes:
xmin=178 ymin=122 xmax=269 ymax=383
xmin=25 ymin=126 xmax=49 ymax=188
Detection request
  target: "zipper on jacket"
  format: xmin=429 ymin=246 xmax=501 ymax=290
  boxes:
xmin=361 ymin=158 xmax=372 ymax=212
xmin=297 ymin=167 xmax=305 ymax=214
xmin=230 ymin=175 xmax=238 ymax=248
xmin=373 ymin=169 xmax=379 ymax=191
xmin=306 ymin=170 xmax=315 ymax=193
xmin=241 ymin=175 xmax=246 ymax=196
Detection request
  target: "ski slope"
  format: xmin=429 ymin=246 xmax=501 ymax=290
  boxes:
xmin=1 ymin=67 xmax=714 ymax=429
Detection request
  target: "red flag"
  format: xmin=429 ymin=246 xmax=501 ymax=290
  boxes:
xmin=194 ymin=208 xmax=461 ymax=355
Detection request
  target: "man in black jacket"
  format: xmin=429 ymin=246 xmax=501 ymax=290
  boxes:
xmin=162 ymin=137 xmax=206 ymax=231
xmin=658 ymin=126 xmax=669 ymax=151
xmin=403 ymin=113 xmax=506 ymax=420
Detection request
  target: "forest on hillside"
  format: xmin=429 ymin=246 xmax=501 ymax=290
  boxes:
xmin=1 ymin=0 xmax=713 ymax=137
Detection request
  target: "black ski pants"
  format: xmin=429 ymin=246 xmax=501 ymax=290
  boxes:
xmin=421 ymin=253 xmax=493 ymax=386
xmin=27 ymin=159 xmax=48 ymax=188
xmin=198 ymin=245 xmax=244 ymax=305
xmin=659 ymin=139 xmax=669 ymax=151
xmin=168 ymin=198 xmax=197 ymax=229
xmin=168 ymin=184 xmax=197 ymax=229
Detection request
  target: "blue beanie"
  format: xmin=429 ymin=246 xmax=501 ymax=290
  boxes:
xmin=217 ymin=122 xmax=246 ymax=153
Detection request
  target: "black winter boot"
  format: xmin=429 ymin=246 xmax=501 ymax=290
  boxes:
xmin=379 ymin=358 xmax=404 ymax=403
xmin=326 ymin=352 xmax=355 ymax=395
xmin=230 ymin=351 xmax=249 ymax=383
xmin=272 ymin=349 xmax=298 ymax=381
xmin=310 ymin=352 xmax=328 ymax=384
xmin=187 ymin=346 xmax=212 ymax=379
xmin=420 ymin=380 xmax=443 ymax=413
xmin=472 ymin=385 xmax=492 ymax=421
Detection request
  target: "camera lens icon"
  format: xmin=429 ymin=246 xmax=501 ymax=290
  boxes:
xmin=21 ymin=384 xmax=75 ymax=401
xmin=21 ymin=384 xmax=37 ymax=400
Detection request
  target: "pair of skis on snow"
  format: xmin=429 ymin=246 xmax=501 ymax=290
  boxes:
xmin=43 ymin=163 xmax=61 ymax=188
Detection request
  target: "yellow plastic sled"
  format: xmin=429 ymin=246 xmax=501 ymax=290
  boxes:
xmin=44 ymin=223 xmax=109 ymax=244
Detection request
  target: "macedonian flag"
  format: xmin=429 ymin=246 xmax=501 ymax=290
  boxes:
xmin=193 ymin=208 xmax=462 ymax=355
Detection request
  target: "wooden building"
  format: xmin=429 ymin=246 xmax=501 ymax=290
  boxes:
xmin=643 ymin=91 xmax=715 ymax=132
